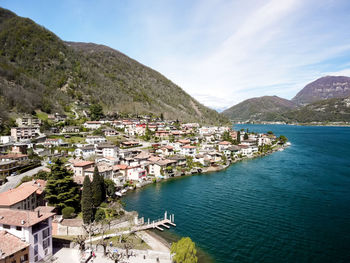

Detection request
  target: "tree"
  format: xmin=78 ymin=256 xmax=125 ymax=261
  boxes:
xmin=160 ymin=113 xmax=164 ymax=121
xmin=104 ymin=179 xmax=116 ymax=198
xmin=243 ymin=133 xmax=249 ymax=140
xmin=82 ymin=176 xmax=94 ymax=224
xmin=92 ymin=167 xmax=105 ymax=207
xmin=279 ymin=135 xmax=288 ymax=144
xmin=95 ymin=208 xmax=106 ymax=222
xmin=90 ymin=103 xmax=104 ymax=121
xmin=171 ymin=237 xmax=198 ymax=263
xmin=45 ymin=159 xmax=81 ymax=213
xmin=62 ymin=206 xmax=75 ymax=219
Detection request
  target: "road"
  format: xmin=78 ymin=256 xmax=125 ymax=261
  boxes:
xmin=0 ymin=166 xmax=45 ymax=193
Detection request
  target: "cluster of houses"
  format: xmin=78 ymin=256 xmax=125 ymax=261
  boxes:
xmin=0 ymin=114 xmax=281 ymax=262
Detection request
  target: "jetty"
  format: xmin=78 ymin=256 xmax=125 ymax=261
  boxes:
xmin=133 ymin=211 xmax=176 ymax=232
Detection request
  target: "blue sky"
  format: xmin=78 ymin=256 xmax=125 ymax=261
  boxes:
xmin=2 ymin=0 xmax=350 ymax=110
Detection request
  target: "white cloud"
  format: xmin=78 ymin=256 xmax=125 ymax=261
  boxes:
xmin=116 ymin=0 xmax=350 ymax=109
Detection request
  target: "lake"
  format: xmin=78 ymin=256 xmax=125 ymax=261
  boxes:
xmin=124 ymin=124 xmax=350 ymax=262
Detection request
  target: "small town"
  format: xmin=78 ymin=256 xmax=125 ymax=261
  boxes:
xmin=0 ymin=107 xmax=289 ymax=263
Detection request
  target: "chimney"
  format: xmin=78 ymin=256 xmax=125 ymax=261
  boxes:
xmin=37 ymin=210 xmax=41 ymax=218
xmin=21 ymin=220 xmax=25 ymax=225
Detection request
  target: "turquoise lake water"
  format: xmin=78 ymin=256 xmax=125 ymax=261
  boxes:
xmin=124 ymin=125 xmax=350 ymax=262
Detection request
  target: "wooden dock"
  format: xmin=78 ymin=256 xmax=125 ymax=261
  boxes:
xmin=133 ymin=211 xmax=176 ymax=232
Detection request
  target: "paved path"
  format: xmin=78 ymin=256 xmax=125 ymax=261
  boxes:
xmin=51 ymin=247 xmax=171 ymax=263
xmin=0 ymin=166 xmax=44 ymax=193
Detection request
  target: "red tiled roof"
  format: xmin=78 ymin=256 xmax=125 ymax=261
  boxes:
xmin=0 ymin=185 xmax=38 ymax=206
xmin=219 ymin=141 xmax=231 ymax=145
xmin=114 ymin=164 xmax=128 ymax=170
xmin=0 ymin=231 xmax=29 ymax=258
xmin=73 ymin=161 xmax=94 ymax=167
xmin=0 ymin=208 xmax=55 ymax=227
xmin=0 ymin=154 xmax=28 ymax=160
xmin=21 ymin=179 xmax=47 ymax=195
xmin=182 ymin=145 xmax=196 ymax=149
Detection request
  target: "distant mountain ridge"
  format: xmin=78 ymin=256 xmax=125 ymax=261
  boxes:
xmin=292 ymin=76 xmax=350 ymax=105
xmin=0 ymin=7 xmax=228 ymax=125
xmin=221 ymin=96 xmax=296 ymax=122
xmin=222 ymin=76 xmax=350 ymax=123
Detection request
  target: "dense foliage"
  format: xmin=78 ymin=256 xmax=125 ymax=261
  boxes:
xmin=44 ymin=159 xmax=80 ymax=213
xmin=170 ymin=237 xmax=198 ymax=263
xmin=82 ymin=175 xmax=94 ymax=224
xmin=0 ymin=7 xmax=228 ymax=125
xmin=92 ymin=167 xmax=106 ymax=207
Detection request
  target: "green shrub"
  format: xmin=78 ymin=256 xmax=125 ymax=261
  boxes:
xmin=95 ymin=208 xmax=106 ymax=222
xmin=62 ymin=206 xmax=75 ymax=219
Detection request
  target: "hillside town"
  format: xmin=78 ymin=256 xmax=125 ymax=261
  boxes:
xmin=0 ymin=112 xmax=288 ymax=263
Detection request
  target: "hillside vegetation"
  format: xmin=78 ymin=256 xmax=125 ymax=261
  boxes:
xmin=221 ymin=96 xmax=296 ymax=122
xmin=283 ymin=96 xmax=350 ymax=123
xmin=0 ymin=7 xmax=228 ymax=125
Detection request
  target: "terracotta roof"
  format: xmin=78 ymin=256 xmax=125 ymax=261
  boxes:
xmin=155 ymin=159 xmax=177 ymax=166
xmin=219 ymin=141 xmax=231 ymax=145
xmin=34 ymin=206 xmax=55 ymax=213
xmin=21 ymin=179 xmax=47 ymax=195
xmin=0 ymin=231 xmax=29 ymax=258
xmin=74 ymin=161 xmax=94 ymax=167
xmin=0 ymin=154 xmax=28 ymax=160
xmin=134 ymin=152 xmax=151 ymax=159
xmin=182 ymin=145 xmax=196 ymax=149
xmin=0 ymin=185 xmax=38 ymax=206
xmin=0 ymin=208 xmax=55 ymax=227
xmin=148 ymin=156 xmax=162 ymax=163
xmin=178 ymin=139 xmax=190 ymax=144
xmin=114 ymin=164 xmax=128 ymax=170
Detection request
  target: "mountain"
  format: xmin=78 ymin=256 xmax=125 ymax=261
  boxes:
xmin=283 ymin=96 xmax=350 ymax=123
xmin=221 ymin=96 xmax=296 ymax=122
xmin=0 ymin=7 xmax=228 ymax=125
xmin=292 ymin=76 xmax=350 ymax=105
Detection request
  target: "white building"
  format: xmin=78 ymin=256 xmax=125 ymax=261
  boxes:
xmin=181 ymin=145 xmax=197 ymax=157
xmin=95 ymin=143 xmax=118 ymax=158
xmin=83 ymin=121 xmax=102 ymax=130
xmin=85 ymin=136 xmax=106 ymax=145
xmin=0 ymin=208 xmax=55 ymax=263
xmin=74 ymin=145 xmax=96 ymax=159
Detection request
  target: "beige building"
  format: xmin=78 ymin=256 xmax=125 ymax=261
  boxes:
xmin=11 ymin=127 xmax=40 ymax=142
xmin=0 ymin=230 xmax=30 ymax=263
xmin=0 ymin=184 xmax=41 ymax=210
xmin=0 ymin=208 xmax=55 ymax=263
xmin=0 ymin=160 xmax=18 ymax=177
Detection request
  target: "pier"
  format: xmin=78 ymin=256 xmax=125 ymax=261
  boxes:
xmin=133 ymin=211 xmax=176 ymax=232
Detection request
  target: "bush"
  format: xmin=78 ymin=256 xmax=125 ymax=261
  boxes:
xmin=95 ymin=208 xmax=106 ymax=222
xmin=62 ymin=206 xmax=75 ymax=219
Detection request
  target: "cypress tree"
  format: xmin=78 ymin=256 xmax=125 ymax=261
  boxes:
xmin=82 ymin=176 xmax=93 ymax=224
xmin=92 ymin=166 xmax=103 ymax=207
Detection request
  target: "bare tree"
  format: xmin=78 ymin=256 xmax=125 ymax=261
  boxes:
xmin=73 ymin=235 xmax=87 ymax=251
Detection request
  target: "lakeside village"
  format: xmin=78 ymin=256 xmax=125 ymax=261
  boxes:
xmin=0 ymin=112 xmax=289 ymax=263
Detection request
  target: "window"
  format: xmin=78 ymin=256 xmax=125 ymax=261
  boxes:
xmin=34 ymin=255 xmax=38 ymax=262
xmin=34 ymin=245 xmax=38 ymax=256
xmin=16 ymin=226 xmax=22 ymax=231
xmin=42 ymin=228 xmax=50 ymax=239
xmin=20 ymin=254 xmax=28 ymax=263
xmin=43 ymin=238 xmax=50 ymax=249
xmin=34 ymin=234 xmax=38 ymax=244
xmin=3 ymin=224 xmax=10 ymax=229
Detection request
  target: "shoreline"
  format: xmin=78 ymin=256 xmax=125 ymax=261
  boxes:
xmin=123 ymin=143 xmax=290 ymax=262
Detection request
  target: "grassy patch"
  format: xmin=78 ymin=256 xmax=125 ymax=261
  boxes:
xmin=35 ymin=110 xmax=49 ymax=121
xmin=94 ymin=234 xmax=151 ymax=250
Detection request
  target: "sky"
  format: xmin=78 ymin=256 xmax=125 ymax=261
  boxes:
xmin=2 ymin=0 xmax=350 ymax=111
